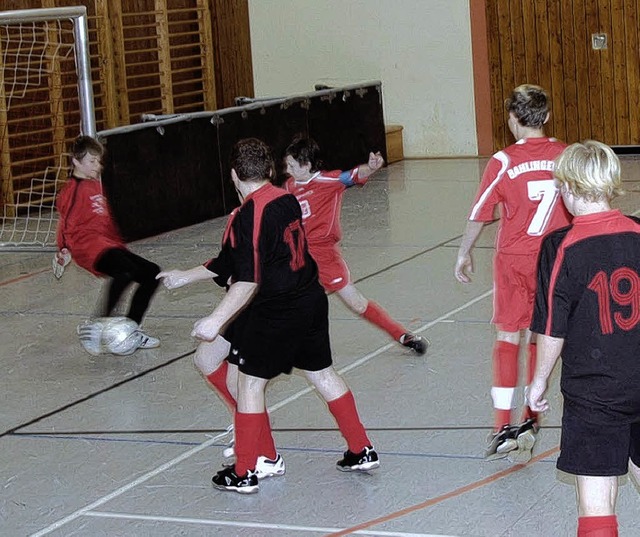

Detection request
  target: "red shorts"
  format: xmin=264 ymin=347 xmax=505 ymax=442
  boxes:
xmin=492 ymin=252 xmax=538 ymax=332
xmin=308 ymin=243 xmax=351 ymax=292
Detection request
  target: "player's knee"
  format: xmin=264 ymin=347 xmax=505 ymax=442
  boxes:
xmin=193 ymin=350 xmax=207 ymax=375
xmin=577 ymin=477 xmax=617 ymax=516
xmin=338 ymin=290 xmax=368 ymax=314
xmin=352 ymin=302 xmax=367 ymax=315
xmin=305 ymin=367 xmax=347 ymax=400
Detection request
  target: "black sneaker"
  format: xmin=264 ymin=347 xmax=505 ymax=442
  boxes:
xmin=508 ymin=418 xmax=539 ymax=464
xmin=485 ymin=425 xmax=518 ymax=460
xmin=400 ymin=333 xmax=429 ymax=355
xmin=336 ymin=446 xmax=380 ymax=472
xmin=211 ymin=466 xmax=258 ymax=494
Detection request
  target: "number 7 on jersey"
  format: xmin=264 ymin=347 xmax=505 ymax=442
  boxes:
xmin=527 ymin=179 xmax=560 ymax=236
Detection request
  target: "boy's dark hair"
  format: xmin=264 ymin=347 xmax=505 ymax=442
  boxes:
xmin=230 ymin=138 xmax=274 ymax=182
xmin=504 ymin=84 xmax=549 ymax=128
xmin=71 ymin=135 xmax=105 ymax=162
xmin=285 ymin=136 xmax=324 ymax=173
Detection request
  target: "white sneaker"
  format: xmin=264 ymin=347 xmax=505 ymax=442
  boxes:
xmin=255 ymin=453 xmax=285 ymax=479
xmin=77 ymin=320 xmax=102 ymax=356
xmin=508 ymin=418 xmax=539 ymax=464
xmin=136 ymin=329 xmax=160 ymax=349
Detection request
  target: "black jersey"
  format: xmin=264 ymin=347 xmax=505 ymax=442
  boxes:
xmin=531 ymin=209 xmax=640 ymax=424
xmin=206 ymin=183 xmax=318 ymax=302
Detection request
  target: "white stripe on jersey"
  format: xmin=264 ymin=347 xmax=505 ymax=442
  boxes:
xmin=469 ymin=151 xmax=510 ymax=220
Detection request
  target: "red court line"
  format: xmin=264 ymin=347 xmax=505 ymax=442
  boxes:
xmin=325 ymin=445 xmax=560 ymax=537
xmin=0 ymin=267 xmax=50 ymax=287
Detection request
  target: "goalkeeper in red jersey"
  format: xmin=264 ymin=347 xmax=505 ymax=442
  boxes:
xmin=54 ymin=136 xmax=161 ymax=353
xmin=283 ymin=136 xmax=428 ymax=356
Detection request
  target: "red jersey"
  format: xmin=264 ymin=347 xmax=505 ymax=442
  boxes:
xmin=55 ymin=177 xmax=124 ymax=275
xmin=283 ymin=167 xmax=366 ymax=247
xmin=469 ymin=137 xmax=571 ymax=255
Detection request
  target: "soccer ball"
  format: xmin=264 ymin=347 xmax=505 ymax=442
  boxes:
xmin=100 ymin=317 xmax=143 ymax=355
xmin=77 ymin=317 xmax=142 ymax=356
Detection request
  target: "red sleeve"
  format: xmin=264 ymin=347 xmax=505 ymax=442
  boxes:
xmin=468 ymin=154 xmax=507 ymax=222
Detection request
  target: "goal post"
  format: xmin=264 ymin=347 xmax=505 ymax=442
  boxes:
xmin=0 ymin=6 xmax=96 ymax=250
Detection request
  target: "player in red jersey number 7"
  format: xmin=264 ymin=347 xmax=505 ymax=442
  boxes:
xmin=454 ymin=85 xmax=572 ymax=461
xmin=283 ymin=137 xmax=428 ymax=355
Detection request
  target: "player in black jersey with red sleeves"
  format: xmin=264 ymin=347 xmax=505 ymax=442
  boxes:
xmin=527 ymin=141 xmax=640 ymax=537
xmin=189 ymin=138 xmax=378 ymax=494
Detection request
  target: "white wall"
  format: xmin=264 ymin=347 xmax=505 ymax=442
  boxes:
xmin=248 ymin=0 xmax=478 ymax=157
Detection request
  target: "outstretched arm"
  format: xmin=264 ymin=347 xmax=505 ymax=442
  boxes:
xmin=156 ymin=264 xmax=217 ymax=289
xmin=526 ymin=333 xmax=563 ymax=413
xmin=357 ymin=151 xmax=385 ymax=180
xmin=454 ymin=220 xmax=485 ymax=283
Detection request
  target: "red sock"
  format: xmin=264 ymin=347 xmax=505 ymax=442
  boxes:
xmin=327 ymin=391 xmax=371 ymax=453
xmin=234 ymin=412 xmax=262 ymax=476
xmin=494 ymin=409 xmax=512 ymax=431
xmin=577 ymin=515 xmax=618 ymax=537
xmin=205 ymin=361 xmax=236 ymax=411
xmin=492 ymin=341 xmax=519 ymax=431
xmin=362 ymin=301 xmax=406 ymax=341
xmin=259 ymin=411 xmax=277 ymax=460
xmin=521 ymin=343 xmax=538 ymax=422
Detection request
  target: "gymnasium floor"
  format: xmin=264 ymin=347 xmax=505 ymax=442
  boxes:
xmin=2 ymin=157 xmax=640 ymax=537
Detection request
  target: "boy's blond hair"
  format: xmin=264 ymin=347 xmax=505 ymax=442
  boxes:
xmin=554 ymin=140 xmax=624 ymax=202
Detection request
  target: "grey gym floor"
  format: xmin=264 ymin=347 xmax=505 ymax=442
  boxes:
xmin=2 ymin=157 xmax=640 ymax=537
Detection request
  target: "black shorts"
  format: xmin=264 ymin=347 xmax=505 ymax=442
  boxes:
xmin=557 ymin=405 xmax=640 ymax=476
xmin=232 ymin=281 xmax=332 ymax=380
xmin=223 ymin=308 xmax=250 ymax=367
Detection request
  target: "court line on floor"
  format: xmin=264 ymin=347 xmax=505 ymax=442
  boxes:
xmin=0 ymin=349 xmax=195 ymax=438
xmin=324 ymin=446 xmax=561 ymax=537
xmin=13 ymin=423 xmax=562 ymax=436
xmin=28 ymin=288 xmax=493 ymax=536
xmin=29 ymin=430 xmax=229 ymax=537
xmin=351 ymin=235 xmax=464 ymax=285
xmin=15 ymin=432 xmax=560 ymax=465
xmin=0 ymin=267 xmax=50 ymax=287
xmin=266 ymin=289 xmax=493 ymax=416
xmin=84 ymin=511 xmax=457 ymax=537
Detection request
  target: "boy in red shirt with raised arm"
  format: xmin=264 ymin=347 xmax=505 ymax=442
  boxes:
xmin=283 ymin=137 xmax=428 ymax=356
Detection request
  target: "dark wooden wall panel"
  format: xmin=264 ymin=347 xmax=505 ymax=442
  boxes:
xmin=560 ymin=0 xmax=579 ymax=143
xmin=611 ymin=0 xmax=629 ymax=141
xmin=486 ymin=0 xmax=640 ymax=149
xmin=628 ymin=0 xmax=640 ymax=142
xmin=210 ymin=0 xmax=254 ymax=108
xmin=487 ymin=0 xmax=506 ymax=148
xmin=548 ymin=1 xmax=565 ymax=141
xmin=1 ymin=0 xmax=253 ymax=217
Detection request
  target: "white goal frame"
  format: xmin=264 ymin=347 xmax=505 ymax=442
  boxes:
xmin=0 ymin=6 xmax=95 ymax=250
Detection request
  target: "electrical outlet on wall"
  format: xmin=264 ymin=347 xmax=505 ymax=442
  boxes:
xmin=592 ymin=33 xmax=608 ymax=50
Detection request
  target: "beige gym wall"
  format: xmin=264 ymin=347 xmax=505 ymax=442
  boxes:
xmin=247 ymin=0 xmax=478 ymax=158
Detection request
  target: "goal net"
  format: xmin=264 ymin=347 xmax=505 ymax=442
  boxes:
xmin=0 ymin=7 xmax=95 ymax=250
